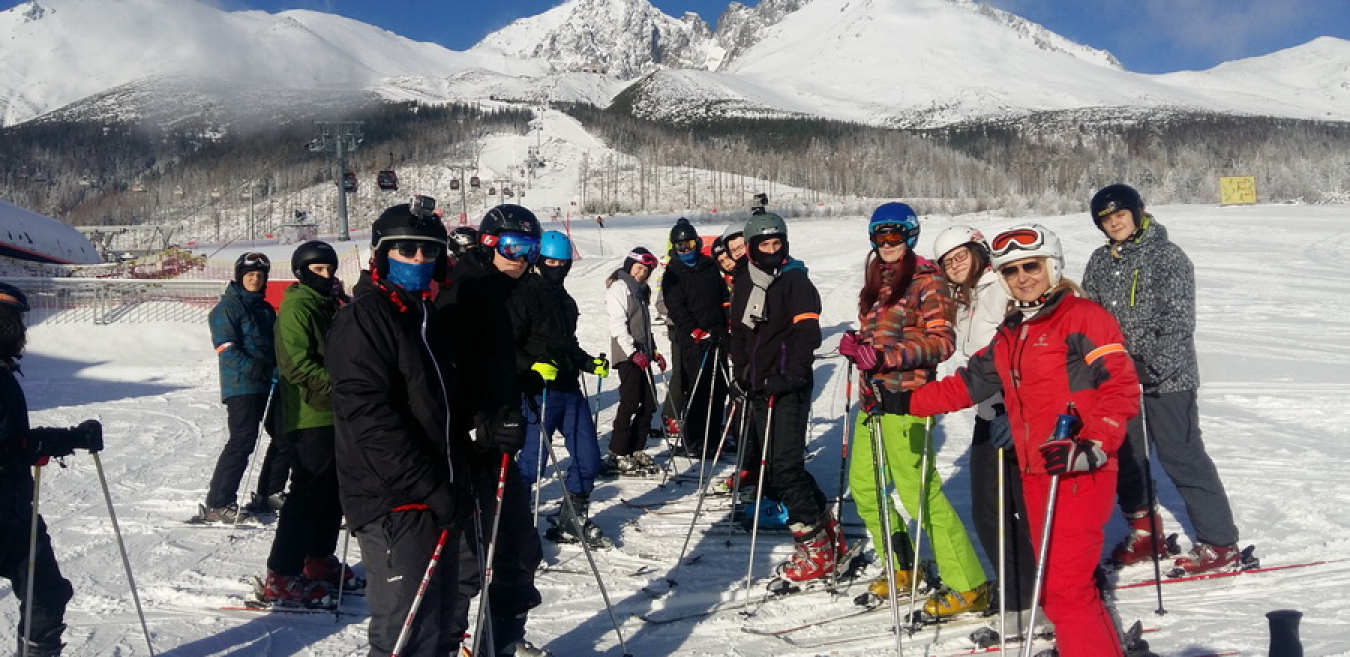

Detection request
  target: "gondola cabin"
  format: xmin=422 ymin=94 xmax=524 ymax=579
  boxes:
xmin=488 ymin=187 xmax=497 ymax=196
xmin=450 ymin=178 xmax=461 ymax=191
xmin=342 ymin=171 xmax=358 ymax=193
xmin=502 ymin=187 xmax=514 ymax=198
xmin=376 ymin=170 xmax=399 ymax=191
xmin=470 ymin=176 xmax=481 ymax=188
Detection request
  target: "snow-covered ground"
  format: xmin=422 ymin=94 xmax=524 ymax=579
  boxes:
xmin=5 ymin=203 xmax=1350 ymax=656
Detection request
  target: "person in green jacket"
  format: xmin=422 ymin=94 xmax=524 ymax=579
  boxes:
xmin=259 ymin=241 xmax=362 ymax=606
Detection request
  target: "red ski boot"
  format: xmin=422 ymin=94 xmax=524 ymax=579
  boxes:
xmin=1171 ymin=542 xmax=1241 ymax=575
xmin=1109 ymin=507 xmax=1167 ymax=566
xmin=303 ymin=555 xmax=364 ymax=592
xmin=782 ymin=521 xmax=838 ymax=582
xmin=260 ymin=571 xmax=331 ymax=607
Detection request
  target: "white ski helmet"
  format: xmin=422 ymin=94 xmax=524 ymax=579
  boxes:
xmin=933 ymin=225 xmax=988 ymax=263
xmin=989 ymin=223 xmax=1063 ymax=294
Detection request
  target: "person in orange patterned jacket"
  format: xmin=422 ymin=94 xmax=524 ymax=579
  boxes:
xmin=882 ymin=224 xmax=1144 ymax=657
xmin=836 ymin=202 xmax=989 ymax=617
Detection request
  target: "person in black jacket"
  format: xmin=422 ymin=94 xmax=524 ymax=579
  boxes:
xmin=511 ymin=231 xmax=612 ymax=548
xmin=728 ymin=213 xmax=844 ymax=583
xmin=663 ymin=219 xmax=728 ymax=458
xmin=439 ymin=204 xmax=545 ymax=657
xmin=329 ymin=203 xmax=469 ymax=656
xmin=1 ymin=283 xmax=100 ymax=657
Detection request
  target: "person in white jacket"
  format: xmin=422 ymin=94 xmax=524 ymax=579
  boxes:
xmin=933 ymin=225 xmax=1043 ymax=636
xmin=603 ymin=247 xmax=666 ymax=475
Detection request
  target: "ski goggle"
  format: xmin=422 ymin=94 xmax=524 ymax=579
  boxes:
xmin=238 ymin=253 xmax=270 ymax=272
xmin=870 ymin=226 xmax=915 ymax=247
xmin=494 ymin=232 xmax=540 ymax=262
xmin=990 ymin=229 xmax=1045 ymax=259
xmin=387 ymin=241 xmax=443 ymax=259
xmin=627 ymin=251 xmax=659 ymax=269
xmin=998 ymin=260 xmax=1044 ymax=279
xmin=673 ymin=239 xmax=699 ymax=253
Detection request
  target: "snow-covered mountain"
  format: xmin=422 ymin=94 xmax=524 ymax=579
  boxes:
xmin=1 ymin=0 xmax=1347 ymax=130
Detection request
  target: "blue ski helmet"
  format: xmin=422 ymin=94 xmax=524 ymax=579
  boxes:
xmin=869 ymin=202 xmax=920 ymax=248
xmin=539 ymin=231 xmax=572 ymax=261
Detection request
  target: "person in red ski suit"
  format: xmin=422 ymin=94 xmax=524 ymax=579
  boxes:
xmin=889 ymin=224 xmax=1140 ymax=656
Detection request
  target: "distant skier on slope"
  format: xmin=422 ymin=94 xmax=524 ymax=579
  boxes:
xmin=1084 ymin=184 xmax=1245 ymax=575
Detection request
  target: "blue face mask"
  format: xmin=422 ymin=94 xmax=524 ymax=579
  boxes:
xmin=677 ymin=250 xmax=699 ymax=266
xmin=386 ymin=259 xmax=436 ymax=292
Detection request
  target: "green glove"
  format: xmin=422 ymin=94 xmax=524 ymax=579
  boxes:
xmin=531 ymin=361 xmax=558 ymax=382
xmin=590 ymin=355 xmax=610 ymax=379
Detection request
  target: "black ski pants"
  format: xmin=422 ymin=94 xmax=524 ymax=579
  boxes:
xmin=680 ymin=343 xmax=727 ymax=457
xmin=661 ymin=328 xmax=684 ymax=423
xmin=0 ymin=515 xmax=72 ymax=648
xmin=968 ymin=417 xmax=1037 ymax=612
xmin=1116 ymin=390 xmax=1239 ymax=547
xmin=255 ymin=425 xmax=293 ymax=500
xmin=449 ymin=456 xmax=542 ymax=654
xmin=610 ymin=361 xmax=655 ymax=457
xmin=266 ymin=426 xmax=342 ymax=575
xmin=206 ymin=392 xmax=280 ymax=509
xmin=744 ymin=387 xmax=828 ymax=527
xmin=355 ymin=511 xmax=460 ymax=657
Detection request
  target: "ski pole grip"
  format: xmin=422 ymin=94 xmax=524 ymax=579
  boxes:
xmin=1052 ymin=413 xmax=1077 ymax=440
xmin=1266 ymin=609 xmax=1303 ymax=657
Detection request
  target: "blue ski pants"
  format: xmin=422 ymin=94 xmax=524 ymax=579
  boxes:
xmin=519 ymin=388 xmax=602 ymax=497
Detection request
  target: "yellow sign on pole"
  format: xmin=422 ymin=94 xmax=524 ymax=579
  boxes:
xmin=1219 ymin=176 xmax=1257 ymax=205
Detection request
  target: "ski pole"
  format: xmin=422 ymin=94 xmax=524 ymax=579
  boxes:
xmin=391 ymin=528 xmax=450 ymax=657
xmin=334 ymin=522 xmax=352 ymax=622
xmin=1139 ymin=389 xmax=1167 ymax=616
xmin=905 ymin=415 xmax=933 ymax=631
xmin=691 ymin=344 xmax=721 ymax=494
xmin=660 ymin=347 xmax=712 ymax=483
xmin=644 ymin=367 xmax=683 ymax=481
xmin=92 ymin=451 xmax=156 ymax=655
xmin=533 ymin=389 xmax=549 ymax=528
xmin=724 ymin=394 xmax=754 ymax=546
xmin=739 ymin=395 xmax=776 ymax=614
xmin=870 ymin=411 xmax=905 ymax=657
xmin=835 ymin=362 xmax=854 ymax=521
xmin=1021 ymin=471 xmax=1059 ymax=657
xmin=471 ymin=454 xmax=511 ymax=657
xmin=542 ymin=433 xmax=634 ymax=657
xmin=670 ymin=397 xmax=740 ymax=586
xmin=997 ymin=444 xmax=1007 ymax=655
xmin=23 ymin=462 xmax=42 ymax=655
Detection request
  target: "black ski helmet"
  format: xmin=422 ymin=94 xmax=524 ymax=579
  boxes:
xmin=233 ymin=252 xmax=271 ymax=285
xmin=370 ymin=203 xmax=450 ymax=279
xmin=0 ymin=282 xmax=29 ymax=313
xmin=290 ymin=240 xmax=338 ymax=277
xmin=0 ymin=283 xmax=28 ymax=359
xmin=1090 ymin=184 xmax=1145 ymax=233
xmin=479 ymin=204 xmax=541 ymax=245
xmin=449 ymin=226 xmax=479 ymax=258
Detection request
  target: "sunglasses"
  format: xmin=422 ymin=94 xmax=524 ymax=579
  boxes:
xmin=388 ymin=241 xmax=444 ymax=259
xmin=940 ymin=248 xmax=971 ymax=269
xmin=998 ymin=260 xmax=1044 ymax=279
xmin=239 ymin=253 xmax=271 ymax=272
xmin=673 ymin=239 xmax=699 ymax=253
xmin=495 ymin=232 xmax=540 ymax=262
xmin=990 ymin=229 xmax=1044 ymax=259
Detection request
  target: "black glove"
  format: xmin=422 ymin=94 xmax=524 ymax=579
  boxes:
xmin=1132 ymin=355 xmax=1156 ymax=391
xmin=761 ymin=375 xmax=809 ymax=399
xmin=1039 ymin=438 xmax=1107 ymax=475
xmin=32 ymin=419 xmax=104 ymax=459
xmin=519 ymin=369 xmax=546 ymax=398
xmin=476 ymin=407 xmax=527 ymax=455
xmin=427 ymin=484 xmax=458 ymax=530
xmin=989 ymin=404 xmax=1013 ymax=450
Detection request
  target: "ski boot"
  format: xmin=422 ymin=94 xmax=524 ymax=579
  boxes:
xmin=712 ymin=469 xmax=757 ymax=502
xmin=864 ymin=566 xmax=915 ymax=600
xmin=630 ymin=451 xmax=659 ymax=474
xmin=1108 ymin=507 xmax=1170 ymax=567
xmin=189 ymin=502 xmax=253 ymax=525
xmin=241 ymin=492 xmax=275 ymax=517
xmin=921 ymin=581 xmax=992 ymax=620
xmin=257 ymin=571 xmax=332 ymax=608
xmin=303 ymin=554 xmax=366 ymax=593
xmin=1170 ymin=542 xmax=1241 ymax=576
xmin=663 ymin=416 xmax=681 ymax=439
xmin=739 ymin=499 xmax=789 ymax=531
xmin=545 ymin=493 xmax=612 ymax=548
xmin=781 ymin=518 xmax=841 ymax=582
xmin=17 ymin=634 xmax=64 ymax=657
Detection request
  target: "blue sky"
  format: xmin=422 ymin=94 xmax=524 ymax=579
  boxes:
xmin=15 ymin=0 xmax=1350 ymax=73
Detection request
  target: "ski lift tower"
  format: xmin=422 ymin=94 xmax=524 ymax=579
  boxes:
xmin=308 ymin=121 xmax=363 ymax=241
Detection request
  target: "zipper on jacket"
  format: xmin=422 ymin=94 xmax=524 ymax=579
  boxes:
xmin=418 ymin=300 xmax=454 ymax=484
xmin=1129 ymin=269 xmax=1140 ymax=307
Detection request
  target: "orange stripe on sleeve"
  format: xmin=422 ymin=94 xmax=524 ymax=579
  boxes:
xmin=1084 ymin=343 xmax=1126 ymax=366
xmin=215 ymin=342 xmax=234 ymax=354
xmin=793 ymin=312 xmax=821 ymax=323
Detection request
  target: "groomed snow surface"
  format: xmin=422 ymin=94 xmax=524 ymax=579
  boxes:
xmin=5 ymin=204 xmax=1350 ymax=656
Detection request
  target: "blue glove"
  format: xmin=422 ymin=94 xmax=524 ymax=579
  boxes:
xmin=989 ymin=404 xmax=1013 ymax=450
